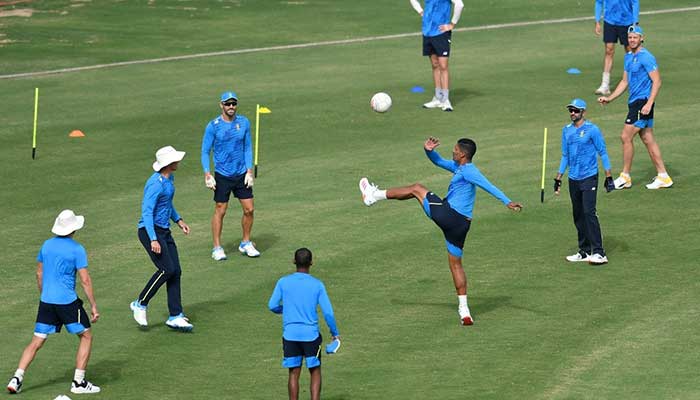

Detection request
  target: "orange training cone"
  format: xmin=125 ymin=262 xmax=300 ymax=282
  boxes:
xmin=69 ymin=130 xmax=85 ymax=137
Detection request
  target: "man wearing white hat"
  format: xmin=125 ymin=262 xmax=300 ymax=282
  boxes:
xmin=7 ymin=210 xmax=101 ymax=395
xmin=201 ymin=91 xmax=260 ymax=261
xmin=130 ymin=146 xmax=193 ymax=331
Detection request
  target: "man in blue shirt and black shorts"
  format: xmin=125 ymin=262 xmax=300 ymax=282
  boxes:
xmin=7 ymin=210 xmax=100 ymax=395
xmin=594 ymin=0 xmax=639 ymax=95
xmin=360 ymin=137 xmax=522 ymax=326
xmin=410 ymin=0 xmax=464 ymax=112
xmin=554 ymin=99 xmax=614 ymax=265
xmin=202 ymin=91 xmax=260 ymax=261
xmin=598 ymin=25 xmax=673 ymax=190
xmin=269 ymin=248 xmax=340 ymax=400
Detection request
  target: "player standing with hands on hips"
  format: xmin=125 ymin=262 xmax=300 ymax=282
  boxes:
xmin=598 ymin=25 xmax=673 ymax=190
xmin=201 ymin=91 xmax=260 ymax=261
xmin=410 ymin=0 xmax=464 ymax=112
xmin=555 ymin=99 xmax=614 ymax=265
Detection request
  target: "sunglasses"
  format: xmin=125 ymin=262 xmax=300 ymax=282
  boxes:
xmin=222 ymin=102 xmax=237 ymax=107
xmin=568 ymin=108 xmax=582 ymax=114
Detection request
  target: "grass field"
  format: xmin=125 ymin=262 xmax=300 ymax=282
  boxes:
xmin=2 ymin=1 xmax=700 ymax=399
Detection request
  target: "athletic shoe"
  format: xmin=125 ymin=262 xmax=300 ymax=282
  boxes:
xmin=70 ymin=380 xmax=100 ymax=394
xmin=130 ymin=300 xmax=148 ymax=327
xmin=594 ymin=85 xmax=611 ymax=96
xmin=359 ymin=177 xmax=378 ymax=206
xmin=645 ymin=175 xmax=673 ymax=190
xmin=566 ymin=251 xmax=590 ymax=262
xmin=458 ymin=306 xmax=474 ymax=326
xmin=166 ymin=315 xmax=193 ymax=332
xmin=7 ymin=376 xmax=22 ymax=394
xmin=441 ymin=99 xmax=453 ymax=112
xmin=588 ymin=253 xmax=609 ymax=265
xmin=238 ymin=242 xmax=260 ymax=257
xmin=423 ymin=97 xmax=443 ymax=109
xmin=613 ymin=173 xmax=632 ymax=189
xmin=212 ymin=246 xmax=227 ymax=261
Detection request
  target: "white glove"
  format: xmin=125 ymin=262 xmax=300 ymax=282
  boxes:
xmin=205 ymin=174 xmax=216 ymax=190
xmin=244 ymin=171 xmax=254 ymax=188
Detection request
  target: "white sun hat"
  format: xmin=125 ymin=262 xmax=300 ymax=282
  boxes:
xmin=152 ymin=146 xmax=186 ymax=171
xmin=51 ymin=209 xmax=85 ymax=236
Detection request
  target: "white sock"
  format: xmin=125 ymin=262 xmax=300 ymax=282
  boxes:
xmin=458 ymin=295 xmax=469 ymax=311
xmin=14 ymin=369 xmax=24 ymax=380
xmin=74 ymin=369 xmax=85 ymax=383
xmin=435 ymin=88 xmax=443 ymax=101
xmin=374 ymin=190 xmax=387 ymax=201
xmin=602 ymin=72 xmax=610 ymax=87
xmin=442 ymin=89 xmax=450 ymax=102
xmin=658 ymin=172 xmax=669 ymax=178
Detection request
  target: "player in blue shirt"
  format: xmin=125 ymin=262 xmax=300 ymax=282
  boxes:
xmin=554 ymin=99 xmax=614 ymax=265
xmin=594 ymin=0 xmax=639 ymax=95
xmin=359 ymin=137 xmax=522 ymax=325
xmin=130 ymin=146 xmax=193 ymax=332
xmin=598 ymin=25 xmax=673 ymax=190
xmin=268 ymin=248 xmax=340 ymax=400
xmin=7 ymin=210 xmax=100 ymax=395
xmin=201 ymin=91 xmax=260 ymax=261
xmin=410 ymin=0 xmax=464 ymax=111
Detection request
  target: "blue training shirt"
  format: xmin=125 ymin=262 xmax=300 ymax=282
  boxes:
xmin=595 ymin=0 xmax=638 ymax=26
xmin=268 ymin=272 xmax=339 ymax=342
xmin=138 ymin=172 xmax=181 ymax=241
xmin=422 ymin=0 xmax=453 ymax=37
xmin=625 ymin=48 xmax=657 ymax=103
xmin=558 ymin=120 xmax=612 ymax=181
xmin=37 ymin=236 xmax=88 ymax=305
xmin=425 ymin=149 xmax=511 ymax=218
xmin=201 ymin=115 xmax=253 ymax=178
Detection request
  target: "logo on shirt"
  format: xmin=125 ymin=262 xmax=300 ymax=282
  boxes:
xmin=579 ymin=130 xmax=585 ymax=138
xmin=235 ymin=123 xmax=240 ymax=130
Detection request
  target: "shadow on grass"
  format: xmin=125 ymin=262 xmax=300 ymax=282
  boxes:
xmin=225 ymin=232 xmax=280 ymax=253
xmin=450 ymin=87 xmax=484 ymax=106
xmin=604 ymin=235 xmax=629 ymax=256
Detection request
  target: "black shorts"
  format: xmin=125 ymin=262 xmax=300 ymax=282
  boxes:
xmin=603 ymin=22 xmax=631 ymax=45
xmin=422 ymin=192 xmax=471 ymax=252
xmin=282 ymin=335 xmax=322 ymax=369
xmin=213 ymin=172 xmax=253 ymax=203
xmin=35 ymin=298 xmax=91 ymax=336
xmin=423 ymin=31 xmax=452 ymax=57
xmin=625 ymin=98 xmax=654 ymax=124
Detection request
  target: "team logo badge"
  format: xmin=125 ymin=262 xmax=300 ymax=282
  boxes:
xmin=579 ymin=130 xmax=585 ymax=138
xmin=236 ymin=123 xmax=240 ymax=130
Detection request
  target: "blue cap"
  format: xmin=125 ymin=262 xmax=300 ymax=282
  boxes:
xmin=627 ymin=24 xmax=643 ymax=36
xmin=220 ymin=91 xmax=238 ymax=102
xmin=566 ymin=98 xmax=587 ymax=110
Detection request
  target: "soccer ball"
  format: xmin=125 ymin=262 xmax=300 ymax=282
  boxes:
xmin=370 ymin=92 xmax=392 ymax=113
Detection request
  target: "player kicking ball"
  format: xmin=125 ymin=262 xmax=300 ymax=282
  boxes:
xmin=359 ymin=137 xmax=522 ymax=325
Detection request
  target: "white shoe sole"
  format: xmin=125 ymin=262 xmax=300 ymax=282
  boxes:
xmin=130 ymin=303 xmax=148 ymax=327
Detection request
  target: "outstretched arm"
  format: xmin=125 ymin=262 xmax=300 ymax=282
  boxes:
xmin=424 ymin=137 xmax=458 ymax=172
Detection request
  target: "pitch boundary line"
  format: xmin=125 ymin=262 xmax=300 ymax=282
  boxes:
xmin=2 ymin=6 xmax=699 ymax=80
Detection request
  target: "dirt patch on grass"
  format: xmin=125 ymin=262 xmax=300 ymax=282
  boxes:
xmin=0 ymin=8 xmax=33 ymax=17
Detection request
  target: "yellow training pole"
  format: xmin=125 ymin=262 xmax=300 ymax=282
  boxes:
xmin=32 ymin=88 xmax=39 ymax=159
xmin=540 ymin=127 xmax=548 ymax=203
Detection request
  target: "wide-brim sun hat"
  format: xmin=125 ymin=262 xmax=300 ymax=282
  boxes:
xmin=51 ymin=209 xmax=85 ymax=236
xmin=152 ymin=145 xmax=186 ymax=171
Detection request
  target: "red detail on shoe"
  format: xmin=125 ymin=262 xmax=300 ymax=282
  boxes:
xmin=461 ymin=316 xmax=473 ymax=326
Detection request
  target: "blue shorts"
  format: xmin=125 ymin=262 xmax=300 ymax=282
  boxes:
xmin=282 ymin=335 xmax=322 ymax=369
xmin=422 ymin=192 xmax=471 ymax=257
xmin=626 ymin=98 xmax=654 ymax=129
xmin=35 ymin=298 xmax=90 ymax=336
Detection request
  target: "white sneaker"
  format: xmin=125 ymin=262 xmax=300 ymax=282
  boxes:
xmin=423 ymin=96 xmax=443 ymax=109
xmin=7 ymin=376 xmax=22 ymax=394
xmin=71 ymin=380 xmax=100 ymax=394
xmin=212 ymin=246 xmax=227 ymax=261
xmin=238 ymin=242 xmax=260 ymax=257
xmin=588 ymin=253 xmax=609 ymax=265
xmin=166 ymin=315 xmax=193 ymax=332
xmin=441 ymin=99 xmax=453 ymax=112
xmin=359 ymin=177 xmax=378 ymax=206
xmin=645 ymin=175 xmax=673 ymax=190
xmin=613 ymin=173 xmax=632 ymax=189
xmin=130 ymin=301 xmax=148 ymax=327
xmin=566 ymin=252 xmax=590 ymax=262
xmin=594 ymin=85 xmax=611 ymax=96
xmin=458 ymin=305 xmax=474 ymax=326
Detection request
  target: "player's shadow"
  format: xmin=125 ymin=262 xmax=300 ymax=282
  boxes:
xmin=450 ymin=88 xmax=483 ymax=105
xmin=226 ymin=232 xmax=279 ymax=253
xmin=22 ymin=358 xmax=126 ymax=392
xmin=603 ymin=236 xmax=629 ymax=256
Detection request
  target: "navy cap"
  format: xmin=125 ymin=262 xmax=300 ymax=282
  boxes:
xmin=566 ymin=98 xmax=587 ymax=110
xmin=220 ymin=91 xmax=238 ymax=102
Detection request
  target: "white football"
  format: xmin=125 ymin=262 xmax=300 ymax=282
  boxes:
xmin=370 ymin=92 xmax=392 ymax=113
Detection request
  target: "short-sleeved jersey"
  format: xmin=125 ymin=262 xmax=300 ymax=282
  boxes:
xmin=201 ymin=115 xmax=253 ymax=178
xmin=422 ymin=0 xmax=454 ymax=37
xmin=138 ymin=172 xmax=181 ymax=241
xmin=37 ymin=236 xmax=88 ymax=305
xmin=595 ymin=0 xmax=638 ymax=26
xmin=558 ymin=120 xmax=612 ymax=180
xmin=625 ymin=48 xmax=658 ymax=103
xmin=268 ymin=272 xmax=339 ymax=342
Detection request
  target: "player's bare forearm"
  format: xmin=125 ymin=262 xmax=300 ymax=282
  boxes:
xmin=36 ymin=262 xmax=43 ymax=293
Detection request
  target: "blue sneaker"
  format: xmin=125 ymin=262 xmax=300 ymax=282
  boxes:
xmin=130 ymin=300 xmax=148 ymax=327
xmin=325 ymin=338 xmax=341 ymax=354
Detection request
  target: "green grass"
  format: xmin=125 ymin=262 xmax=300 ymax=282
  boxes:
xmin=1 ymin=1 xmax=700 ymax=399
